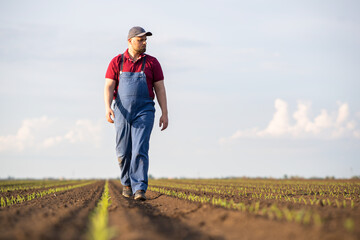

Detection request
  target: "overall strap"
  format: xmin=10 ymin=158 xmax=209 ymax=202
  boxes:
xmin=119 ymin=54 xmax=125 ymax=73
xmin=140 ymin=56 xmax=147 ymax=73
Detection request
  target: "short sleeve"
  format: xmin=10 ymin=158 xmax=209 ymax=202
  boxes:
xmin=105 ymin=56 xmax=120 ymax=81
xmin=152 ymin=58 xmax=164 ymax=82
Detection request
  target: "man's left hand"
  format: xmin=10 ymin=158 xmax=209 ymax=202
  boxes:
xmin=159 ymin=114 xmax=168 ymax=131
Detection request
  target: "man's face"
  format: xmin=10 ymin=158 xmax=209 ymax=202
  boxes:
xmin=129 ymin=36 xmax=147 ymax=54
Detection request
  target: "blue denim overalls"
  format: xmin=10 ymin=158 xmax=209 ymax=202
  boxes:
xmin=113 ymin=54 xmax=155 ymax=194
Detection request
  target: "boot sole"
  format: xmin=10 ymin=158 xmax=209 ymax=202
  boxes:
xmin=122 ymin=193 xmax=132 ymax=198
xmin=134 ymin=195 xmax=146 ymax=201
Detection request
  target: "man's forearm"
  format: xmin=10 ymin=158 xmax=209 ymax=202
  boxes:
xmin=154 ymin=81 xmax=168 ymax=115
xmin=104 ymin=78 xmax=116 ymax=109
xmin=158 ymin=92 xmax=168 ymax=115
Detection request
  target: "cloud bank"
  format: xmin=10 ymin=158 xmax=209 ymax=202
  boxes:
xmin=0 ymin=116 xmax=103 ymax=152
xmin=220 ymin=99 xmax=360 ymax=143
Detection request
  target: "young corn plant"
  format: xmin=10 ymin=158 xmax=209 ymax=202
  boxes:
xmin=86 ymin=181 xmax=115 ymax=240
xmin=0 ymin=197 xmax=6 ymax=207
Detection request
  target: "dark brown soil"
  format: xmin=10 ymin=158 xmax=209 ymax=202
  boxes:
xmin=109 ymin=180 xmax=359 ymax=240
xmin=0 ymin=180 xmax=104 ymax=240
xmin=149 ymin=184 xmax=360 ymax=220
xmin=0 ymin=180 xmax=358 ymax=240
xmin=108 ymin=180 xmax=216 ymax=240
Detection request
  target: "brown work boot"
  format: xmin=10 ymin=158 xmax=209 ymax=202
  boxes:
xmin=134 ymin=190 xmax=146 ymax=201
xmin=122 ymin=186 xmax=132 ymax=198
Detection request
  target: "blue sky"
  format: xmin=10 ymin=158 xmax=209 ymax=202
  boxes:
xmin=1 ymin=0 xmax=359 ymax=179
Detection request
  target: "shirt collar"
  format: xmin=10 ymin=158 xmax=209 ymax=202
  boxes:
xmin=124 ymin=49 xmax=145 ymax=63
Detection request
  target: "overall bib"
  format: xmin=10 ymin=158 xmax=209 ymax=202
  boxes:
xmin=113 ymin=55 xmax=155 ymax=194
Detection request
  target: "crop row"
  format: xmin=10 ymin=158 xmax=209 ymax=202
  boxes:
xmin=86 ymin=180 xmax=114 ymax=240
xmin=0 ymin=180 xmax=47 ymax=187
xmin=0 ymin=180 xmax=96 ymax=207
xmin=249 ymin=191 xmax=356 ymax=208
xmin=150 ymin=179 xmax=360 ymax=198
xmin=149 ymin=185 xmax=356 ymax=232
xmin=149 ymin=185 xmax=357 ymax=209
xmin=162 ymin=178 xmax=360 ymax=188
xmin=0 ymin=180 xmax=85 ymax=192
xmin=0 ymin=179 xmax=76 ymax=187
xmin=148 ymin=186 xmax=324 ymax=226
xmin=149 ymin=180 xmax=360 ymax=206
xmin=158 ymin=178 xmax=359 ymax=193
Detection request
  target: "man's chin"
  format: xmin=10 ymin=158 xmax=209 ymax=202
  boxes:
xmin=134 ymin=48 xmax=146 ymax=55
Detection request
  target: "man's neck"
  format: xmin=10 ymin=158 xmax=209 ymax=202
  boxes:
xmin=128 ymin=48 xmax=142 ymax=62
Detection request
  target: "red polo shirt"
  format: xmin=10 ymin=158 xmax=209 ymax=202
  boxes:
xmin=105 ymin=49 xmax=164 ymax=99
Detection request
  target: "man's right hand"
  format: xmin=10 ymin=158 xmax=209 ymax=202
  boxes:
xmin=106 ymin=108 xmax=115 ymax=123
xmin=104 ymin=78 xmax=116 ymax=123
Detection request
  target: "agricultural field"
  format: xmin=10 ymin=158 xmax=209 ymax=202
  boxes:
xmin=0 ymin=178 xmax=359 ymax=240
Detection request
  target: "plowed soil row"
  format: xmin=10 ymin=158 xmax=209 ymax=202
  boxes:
xmin=108 ymin=180 xmax=214 ymax=240
xmin=109 ymin=180 xmax=358 ymax=240
xmin=0 ymin=181 xmax=91 ymax=199
xmin=149 ymin=185 xmax=360 ymax=218
xmin=0 ymin=180 xmax=104 ymax=240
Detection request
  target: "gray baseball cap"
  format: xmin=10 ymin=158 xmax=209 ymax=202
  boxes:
xmin=128 ymin=26 xmax=152 ymax=39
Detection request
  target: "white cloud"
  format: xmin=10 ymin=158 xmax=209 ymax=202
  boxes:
xmin=336 ymin=102 xmax=349 ymax=126
xmin=43 ymin=119 xmax=102 ymax=148
xmin=0 ymin=116 xmax=52 ymax=151
xmin=220 ymin=99 xmax=360 ymax=143
xmin=0 ymin=116 xmax=103 ymax=152
xmin=258 ymin=99 xmax=290 ymax=136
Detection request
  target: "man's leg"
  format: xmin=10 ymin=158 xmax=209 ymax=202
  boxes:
xmin=129 ymin=110 xmax=155 ymax=194
xmin=114 ymin=105 xmax=132 ymax=187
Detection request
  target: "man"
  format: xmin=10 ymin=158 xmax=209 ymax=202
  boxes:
xmin=104 ymin=26 xmax=168 ymax=201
